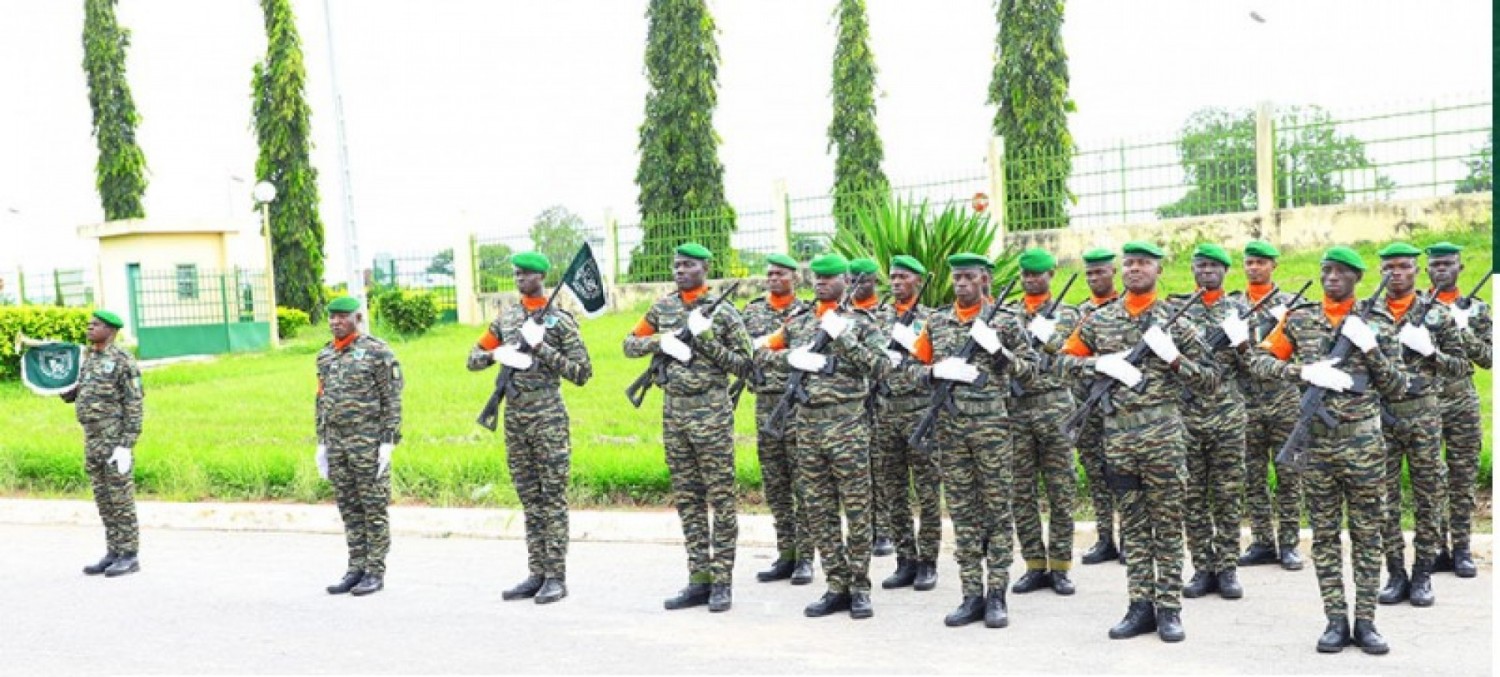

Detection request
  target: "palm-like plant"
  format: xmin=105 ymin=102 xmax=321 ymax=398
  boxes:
xmin=831 ymin=196 xmax=1018 ymax=306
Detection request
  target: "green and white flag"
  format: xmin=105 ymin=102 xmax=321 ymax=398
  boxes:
xmin=19 ymin=339 xmax=83 ymax=396
xmin=561 ymin=242 xmax=608 ymax=318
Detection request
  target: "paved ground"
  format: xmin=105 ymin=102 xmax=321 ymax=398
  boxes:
xmin=0 ymin=501 xmax=1491 ymax=675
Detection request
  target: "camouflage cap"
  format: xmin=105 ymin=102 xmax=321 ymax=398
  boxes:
xmin=511 ymin=251 xmax=551 ymax=273
xmin=91 ymin=309 xmax=124 ymax=329
xmin=674 ymin=242 xmax=714 ymax=261
xmin=1018 ymin=248 xmax=1056 ymax=273
xmin=809 ymin=253 xmax=850 ymax=276
xmin=1322 ymin=246 xmax=1367 ymax=272
xmin=765 ymin=253 xmax=799 ymax=271
xmin=890 ymin=254 xmax=927 ymax=276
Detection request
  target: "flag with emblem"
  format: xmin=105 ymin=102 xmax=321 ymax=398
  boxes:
xmin=17 ymin=335 xmax=83 ymax=396
xmin=561 ymin=242 xmax=608 ymax=318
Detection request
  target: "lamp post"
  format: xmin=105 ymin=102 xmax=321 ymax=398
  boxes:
xmin=253 ymin=181 xmax=279 ymax=347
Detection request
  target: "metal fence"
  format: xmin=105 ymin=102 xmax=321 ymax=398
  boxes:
xmin=131 ymin=267 xmax=272 ymax=328
xmin=369 ymin=250 xmax=460 ymax=322
xmin=787 ymin=174 xmax=990 ymax=258
xmin=473 ymin=223 xmax=609 ymax=292
xmin=0 ymin=267 xmax=94 ymax=307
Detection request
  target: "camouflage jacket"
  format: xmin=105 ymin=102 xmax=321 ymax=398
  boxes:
xmin=1245 ymin=301 xmax=1407 ymax=424
xmin=1068 ymin=296 xmax=1117 ymax=403
xmin=1168 ymin=291 xmax=1249 ymax=412
xmin=1238 ymin=287 xmax=1303 ymax=401
xmin=1055 ymin=293 xmax=1219 ymax=412
xmin=905 ymin=301 xmax=1043 ymax=409
xmin=1376 ymin=296 xmax=1470 ymax=403
xmin=71 ymin=343 xmax=144 ymax=445
xmin=623 ymin=289 xmax=753 ymax=398
xmin=1006 ymin=296 xmax=1081 ymax=397
xmin=317 ymin=334 xmax=404 ymax=443
xmin=741 ymin=294 xmax=810 ymax=395
xmin=479 ymin=301 xmax=593 ymax=393
xmin=876 ymin=299 xmax=932 ymax=399
xmin=755 ymin=303 xmax=887 ymax=408
xmin=1433 ymin=295 xmax=1492 ymax=375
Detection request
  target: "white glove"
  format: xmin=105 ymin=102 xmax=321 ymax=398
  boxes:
xmin=885 ymin=349 xmax=904 ymax=368
xmin=315 ymin=444 xmax=329 ymax=480
xmin=752 ymin=334 xmax=773 ymax=350
xmin=687 ymin=309 xmax=714 ymax=337
xmin=108 ymin=447 xmax=132 ymax=474
xmin=1221 ymin=314 xmax=1250 ymax=347
xmin=932 ymin=357 xmax=980 ymax=383
xmin=1339 ymin=315 xmax=1378 ymax=353
xmin=819 ymin=311 xmax=850 ymax=340
xmin=1451 ymin=304 xmax=1473 ymax=331
xmin=659 ymin=334 xmax=693 ymax=363
xmin=1299 ymin=358 xmax=1353 ymax=392
xmin=520 ymin=318 xmax=546 ymax=347
xmin=890 ymin=322 xmax=918 ymax=352
xmin=378 ymin=443 xmax=394 ymax=477
xmin=968 ymin=321 xmax=1001 ymax=355
xmin=1397 ymin=323 xmax=1436 ymax=356
xmin=1268 ymin=304 xmax=1288 ymax=323
xmin=1142 ymin=325 xmax=1181 ymax=364
xmin=787 ymin=347 xmax=829 ymax=373
xmin=1095 ymin=351 xmax=1143 ymax=388
xmin=1027 ymin=315 xmax=1057 ymax=344
xmin=495 ymin=345 xmax=535 ymax=371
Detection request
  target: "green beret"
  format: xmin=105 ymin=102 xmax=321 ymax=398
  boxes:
xmin=849 ymin=257 xmax=879 ymax=275
xmin=1192 ymin=243 xmax=1231 ymax=267
xmin=1425 ymin=241 xmax=1464 ymax=257
xmin=1377 ymin=242 xmax=1422 ymax=259
xmin=1243 ymin=240 xmax=1280 ymax=259
xmin=809 ymin=253 xmax=850 ymax=276
xmin=511 ymin=251 xmax=551 ymax=273
xmin=327 ymin=296 xmax=361 ymax=313
xmin=674 ymin=242 xmax=713 ymax=261
xmin=1081 ymin=248 xmax=1116 ymax=264
xmin=91 ymin=309 xmax=124 ymax=329
xmin=765 ymin=253 xmax=798 ymax=271
xmin=890 ymin=255 xmax=927 ymax=276
xmin=1018 ymin=248 xmax=1056 ymax=273
xmin=946 ymin=252 xmax=993 ymax=270
xmin=1322 ymin=246 xmax=1367 ymax=272
xmin=1121 ymin=241 xmax=1165 ymax=259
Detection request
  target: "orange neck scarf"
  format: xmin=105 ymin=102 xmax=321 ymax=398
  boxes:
xmin=680 ymin=286 xmax=707 ymax=305
xmin=1247 ymin=282 xmax=1276 ymax=305
xmin=815 ymin=299 xmax=839 ymax=318
xmin=1024 ymin=293 xmax=1050 ymax=314
xmin=954 ymin=299 xmax=983 ymax=323
xmin=333 ymin=332 xmax=360 ymax=351
xmin=1091 ymin=291 xmax=1119 ymax=307
xmin=768 ymin=292 xmax=795 ymax=311
xmin=1199 ymin=288 xmax=1224 ymax=306
xmin=1386 ymin=292 xmax=1416 ymax=324
xmin=853 ymin=295 xmax=878 ymax=311
xmin=1123 ymin=291 xmax=1156 ymax=318
xmin=894 ymin=297 xmax=918 ymax=315
xmin=1434 ymin=287 xmax=1461 ymax=305
xmin=1322 ymin=296 xmax=1355 ymax=326
xmin=521 ymin=295 xmax=548 ymax=313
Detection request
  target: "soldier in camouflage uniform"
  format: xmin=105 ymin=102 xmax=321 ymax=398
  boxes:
xmin=905 ymin=252 xmax=1045 ymax=629
xmin=873 ymin=255 xmax=941 ymax=592
xmin=1371 ymin=243 xmax=1472 ymax=608
xmin=467 ymin=252 xmax=593 ymax=605
xmin=64 ymin=310 xmax=144 ymax=578
xmin=623 ymin=243 xmax=753 ymax=613
xmin=741 ymin=253 xmax=815 ymax=585
xmin=1245 ymin=246 xmax=1407 ymax=655
xmin=1057 ymin=241 xmax=1219 ymax=643
xmin=1173 ymin=244 xmax=1248 ymax=601
xmin=1074 ymin=248 xmax=1124 ymax=566
xmin=316 ymin=296 xmax=404 ymax=597
xmin=1425 ymin=241 xmax=1491 ymax=578
xmin=755 ymin=254 xmax=888 ymax=620
xmin=1005 ymin=248 xmax=1081 ymax=596
xmin=1236 ymin=240 xmax=1306 ymax=572
xmin=847 ymin=258 xmax=895 ymax=559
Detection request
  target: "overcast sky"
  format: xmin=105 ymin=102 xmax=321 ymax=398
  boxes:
xmin=0 ymin=0 xmax=1491 ymax=278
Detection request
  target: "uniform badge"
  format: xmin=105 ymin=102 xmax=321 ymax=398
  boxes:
xmin=102 ymin=360 xmax=116 ymax=374
xmin=544 ymin=315 xmax=559 ymax=329
xmin=911 ymin=320 xmax=925 ymax=333
xmin=353 ymin=348 xmax=367 ymax=359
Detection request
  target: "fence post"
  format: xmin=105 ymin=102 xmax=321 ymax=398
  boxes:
xmin=1430 ymin=100 xmax=1439 ymax=196
xmin=455 ymin=232 xmax=481 ymax=324
xmin=220 ymin=272 xmax=234 ymax=351
xmin=603 ymin=208 xmax=619 ymax=290
xmin=15 ymin=265 xmax=24 ymax=305
xmin=772 ymin=179 xmax=790 ymax=256
xmin=1255 ymin=101 xmax=1277 ymax=237
xmin=987 ymin=136 xmax=1007 ymax=258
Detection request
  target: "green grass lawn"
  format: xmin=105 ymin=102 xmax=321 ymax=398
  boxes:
xmin=0 ymin=220 xmax=1491 ymax=515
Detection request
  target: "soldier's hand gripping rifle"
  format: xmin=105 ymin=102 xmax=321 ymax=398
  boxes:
xmin=907 ymin=275 xmax=1020 ymax=452
xmin=1454 ymin=270 xmax=1493 ymax=311
xmin=1009 ymin=271 xmax=1078 ymax=397
xmin=1202 ymin=280 xmax=1312 ymax=351
xmin=1058 ymin=289 xmax=1206 ymax=445
xmin=872 ymin=278 xmax=929 ymax=405
xmin=762 ymin=273 xmax=871 ymax=439
xmin=476 ymin=283 xmax=566 ymax=431
xmin=1275 ymin=273 xmax=1391 ymax=472
xmin=624 ymin=280 xmax=743 ymax=408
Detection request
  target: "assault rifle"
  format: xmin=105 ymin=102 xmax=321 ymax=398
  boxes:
xmin=1203 ymin=280 xmax=1311 ymax=351
xmin=624 ymin=281 xmax=742 ymax=408
xmin=762 ymin=274 xmax=871 ymax=439
xmin=1010 ymin=271 xmax=1078 ymax=397
xmin=1454 ymin=271 xmax=1494 ymax=311
xmin=476 ymin=283 xmax=565 ymax=431
xmin=906 ymin=275 xmax=1021 ymax=452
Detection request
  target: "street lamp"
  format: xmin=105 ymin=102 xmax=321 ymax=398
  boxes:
xmin=253 ymin=181 xmax=279 ymax=347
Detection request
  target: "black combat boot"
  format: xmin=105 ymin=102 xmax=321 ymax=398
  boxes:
xmin=1433 ymin=546 xmax=1455 ymax=572
xmin=913 ymin=561 xmax=938 ymax=591
xmin=327 ymin=570 xmax=363 ymax=595
xmin=1452 ymin=547 xmax=1477 ymax=578
xmin=1352 ymin=619 xmax=1390 ymax=655
xmin=790 ymin=560 xmax=815 ymax=586
xmin=1377 ymin=558 xmax=1409 ymax=605
xmin=1237 ymin=542 xmax=1279 ymax=566
xmin=1407 ymin=561 xmax=1434 ymax=607
xmin=983 ymin=589 xmax=1009 ymax=628
xmin=944 ymin=595 xmax=985 ymax=627
xmin=103 ymin=553 xmax=139 ymax=578
xmin=1108 ymin=600 xmax=1157 ymax=639
xmin=1155 ymin=608 xmax=1185 ymax=643
xmin=1317 ymin=617 xmax=1352 ymax=653
xmin=882 ymin=558 xmax=917 ymax=589
xmin=804 ymin=590 xmax=852 ymax=617
xmin=756 ymin=558 xmax=796 ymax=583
xmin=83 ymin=553 xmax=118 ymax=576
xmin=1217 ymin=569 xmax=1244 ymax=599
xmin=535 ymin=577 xmax=567 ymax=604
xmin=501 ymin=574 xmax=544 ymax=601
xmin=1181 ymin=570 xmax=1217 ymax=598
xmin=1050 ymin=570 xmax=1076 ymax=595
xmin=350 ymin=573 xmax=384 ymax=596
xmin=1279 ymin=546 xmax=1304 ymax=571
xmin=707 ymin=584 xmax=732 ymax=613
xmin=872 ymin=536 xmax=895 ymax=557
xmin=1081 ymin=538 xmax=1119 ymax=565
xmin=849 ymin=591 xmax=873 ymax=619
xmin=664 ymin=583 xmax=711 ymax=610
xmin=1010 ymin=569 xmax=1052 ymax=594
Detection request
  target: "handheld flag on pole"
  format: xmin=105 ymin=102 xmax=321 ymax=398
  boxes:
xmin=561 ymin=242 xmax=608 ymax=318
xmin=16 ymin=334 xmax=83 ymax=396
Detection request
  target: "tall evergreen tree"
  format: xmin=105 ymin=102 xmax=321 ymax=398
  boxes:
xmin=828 ymin=0 xmax=888 ymax=242
xmin=82 ymin=0 xmax=148 ymax=220
xmin=631 ymin=0 xmax=733 ymax=282
xmin=988 ymin=0 xmax=1074 ymax=231
xmin=252 ymin=0 xmax=326 ymax=317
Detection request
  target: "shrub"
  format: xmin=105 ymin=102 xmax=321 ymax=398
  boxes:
xmin=275 ymin=306 xmax=310 ymax=339
xmin=371 ymin=288 xmax=439 ymax=337
xmin=0 ymin=307 xmax=92 ymax=379
xmin=832 ymin=196 xmax=1019 ymax=306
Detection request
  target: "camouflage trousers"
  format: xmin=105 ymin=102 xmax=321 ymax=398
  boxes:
xmin=1074 ymin=407 xmax=1118 ymax=544
xmin=756 ymin=393 xmax=811 ymax=562
xmin=1243 ymin=390 xmax=1303 ymax=549
xmin=664 ymin=390 xmax=738 ymax=585
xmin=1009 ymin=389 xmax=1076 ymax=571
xmin=1106 ymin=404 xmax=1187 ymax=611
xmin=327 ymin=427 xmax=391 ymax=576
xmin=1380 ymin=396 xmax=1446 ymax=565
xmin=873 ymin=395 xmax=942 ymax=563
xmin=1437 ymin=382 xmax=1483 ymax=551
xmin=794 ymin=400 xmax=873 ymax=594
xmin=504 ymin=391 xmax=572 ymax=579
xmin=1303 ymin=416 xmax=1385 ymax=622
xmin=1183 ymin=398 xmax=1246 ymax=573
xmin=936 ymin=406 xmax=1013 ymax=597
xmin=83 ymin=421 xmax=139 ymax=555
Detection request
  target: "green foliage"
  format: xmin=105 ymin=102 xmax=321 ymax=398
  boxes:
xmin=253 ymin=0 xmax=327 ymax=320
xmin=275 ymin=306 xmax=309 ymax=339
xmin=632 ymin=0 xmax=735 ymax=282
xmin=790 ymin=232 xmax=831 ymax=261
xmin=426 ymin=249 xmax=454 ymax=277
xmin=82 ymin=0 xmax=148 ymax=221
xmin=829 ymin=0 xmax=888 ymax=243
xmin=372 ymin=288 xmax=439 ymax=337
xmin=476 ymin=242 xmax=516 ymax=293
xmin=529 ymin=206 xmax=587 ymax=285
xmin=988 ymin=0 xmax=1074 ymax=231
xmin=830 ymin=197 xmax=1014 ymax=307
xmin=0 ymin=307 xmax=91 ymax=379
xmin=1456 ymin=131 xmax=1493 ymax=194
